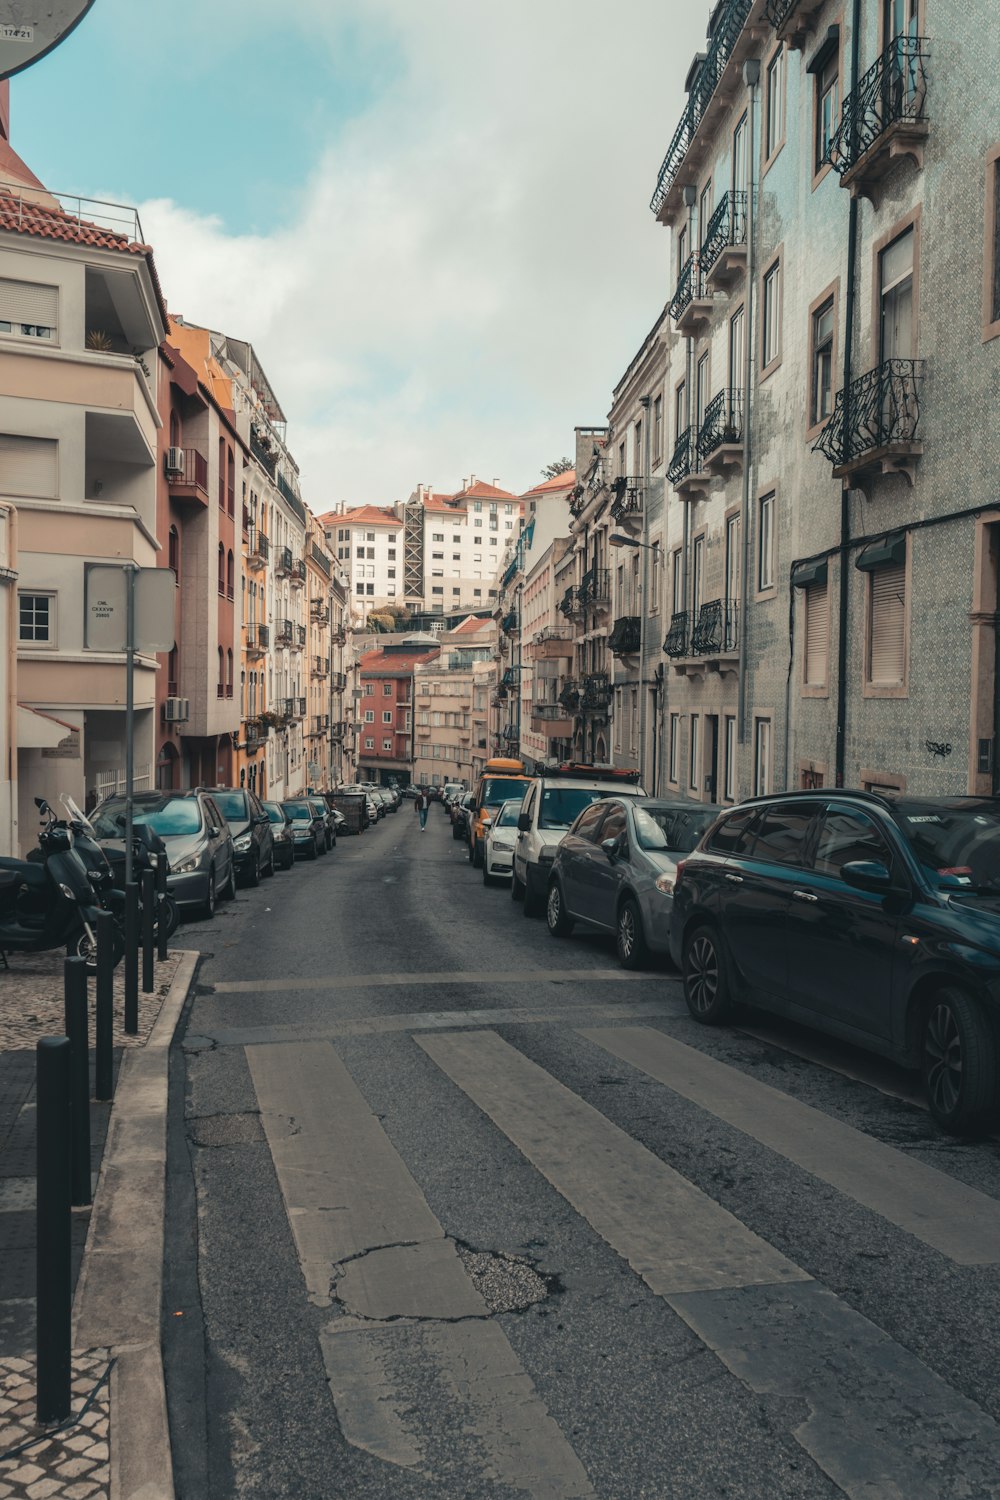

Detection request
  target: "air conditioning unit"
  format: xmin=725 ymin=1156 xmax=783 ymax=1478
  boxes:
xmin=165 ymin=447 xmax=185 ymax=475
xmin=162 ymin=696 xmax=189 ymax=723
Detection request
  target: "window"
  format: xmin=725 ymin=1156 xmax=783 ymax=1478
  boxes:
xmin=650 ymin=541 xmax=661 ymax=612
xmin=366 ymin=583 xmax=374 ymax=595
xmin=754 ymin=718 xmax=772 ymax=795
xmin=732 ymin=112 xmax=748 ymax=193
xmin=762 ymin=257 xmax=782 ymax=371
xmin=382 ymin=739 xmax=393 ymax=751
xmin=867 ymin=561 xmax=907 ymax=689
xmin=388 ymin=548 xmax=396 ymax=560
xmin=983 ymin=148 xmax=1000 ymax=340
xmin=365 ymin=737 xmax=374 ymax=750
xmin=574 ymin=802 xmax=609 ymax=844
xmin=724 ymin=716 xmax=737 ymax=801
xmin=167 ymin=525 xmax=180 ymax=576
xmin=367 ymin=547 xmax=375 ymax=560
xmin=815 ymin=51 xmax=840 ymax=172
xmin=758 ymin=491 xmax=775 ymax=591
xmin=474 ymin=518 xmax=482 ymax=528
xmin=388 ymin=567 xmax=396 ymax=579
xmin=0 ymin=434 xmax=57 ymax=497
xmin=879 ymin=227 xmax=914 ymax=361
xmin=814 ymin=809 xmax=892 ymax=879
xmin=473 ymin=501 xmax=482 ymax=513
xmin=18 ymin=591 xmax=53 ymax=644
xmin=674 ymin=380 xmax=686 ymax=447
xmin=752 ymin=804 xmax=821 ymax=866
xmin=810 ymin=295 xmax=836 ymax=426
xmin=633 ymin=419 xmax=642 ymax=474
xmin=804 ymin=581 xmax=829 ymax=688
xmin=0 ymin=278 xmax=57 ymax=341
xmin=671 ymin=548 xmax=684 ymax=614
xmin=366 ymin=532 xmax=375 ymax=542
xmin=653 ymin=395 xmax=663 ymax=460
xmin=765 ymin=45 xmax=785 ymax=163
xmin=217 ymin=543 xmax=225 ymax=595
xmin=689 ymin=715 xmax=700 ymax=789
xmin=364 ymin=709 xmax=375 ymax=723
xmin=355 ymin=583 xmax=364 ymax=595
xmin=365 ymin=683 xmax=374 ymax=695
xmin=692 ymin=535 xmax=705 ymax=614
xmin=383 ymin=710 xmax=392 ymax=724
xmin=725 ymin=513 xmax=741 ymax=602
xmin=729 ymin=305 xmax=745 ymax=393
xmin=383 ymin=682 xmax=393 ymax=696
xmin=356 ymin=547 xmax=365 ymax=559
xmin=677 ymin=223 xmax=688 ymax=278
xmin=432 ymin=533 xmax=444 ymax=542
xmin=707 ymin=806 xmax=759 ymax=855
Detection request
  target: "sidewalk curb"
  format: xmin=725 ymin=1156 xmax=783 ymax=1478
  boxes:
xmin=73 ymin=949 xmax=199 ymax=1500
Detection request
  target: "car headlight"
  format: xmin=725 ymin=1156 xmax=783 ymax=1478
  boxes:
xmin=654 ymin=873 xmax=676 ymax=895
xmin=492 ymin=840 xmax=513 ymax=852
xmin=233 ymin=833 xmax=252 ymax=852
xmin=274 ymin=827 xmax=290 ymax=842
xmin=173 ymin=855 xmax=200 ymax=874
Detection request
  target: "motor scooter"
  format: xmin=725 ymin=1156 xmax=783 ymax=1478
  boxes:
xmin=59 ymin=797 xmax=180 ymax=943
xmin=0 ymin=798 xmax=117 ymax=969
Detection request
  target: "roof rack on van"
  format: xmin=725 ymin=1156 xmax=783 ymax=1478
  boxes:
xmin=739 ymin=787 xmax=897 ymax=809
xmin=548 ymin=763 xmax=641 ymax=783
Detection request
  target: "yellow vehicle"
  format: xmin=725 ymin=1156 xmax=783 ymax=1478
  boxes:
xmin=468 ymin=757 xmax=533 ymax=869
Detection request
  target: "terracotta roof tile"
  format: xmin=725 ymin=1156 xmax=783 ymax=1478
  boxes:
xmin=319 ymin=504 xmax=399 ymax=528
xmin=521 ymin=469 xmax=576 ymax=497
xmin=449 ymin=615 xmax=494 ymax=636
xmin=452 ymin=479 xmax=517 ymax=501
xmin=360 ymin=646 xmax=441 ymax=672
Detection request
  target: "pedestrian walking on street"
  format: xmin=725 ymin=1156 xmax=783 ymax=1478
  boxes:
xmin=415 ymin=789 xmax=428 ymax=830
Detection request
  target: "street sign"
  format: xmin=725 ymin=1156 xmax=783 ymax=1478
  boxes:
xmin=0 ymin=2 xmax=96 ymax=81
xmin=85 ymin=565 xmax=175 ymax=653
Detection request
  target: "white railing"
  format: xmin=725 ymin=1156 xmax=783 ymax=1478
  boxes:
xmin=94 ymin=764 xmax=151 ymax=801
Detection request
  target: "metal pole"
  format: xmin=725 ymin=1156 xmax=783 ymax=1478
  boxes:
xmin=124 ymin=881 xmax=139 ymax=1035
xmin=141 ymin=867 xmax=155 ymax=993
xmin=737 ymin=61 xmax=760 ymax=774
xmin=36 ymin=1036 xmax=72 ymax=1426
xmin=124 ymin=563 xmax=136 ymax=888
xmin=156 ymin=850 xmax=169 ymax=963
xmin=638 ymin=395 xmax=651 ymax=788
xmin=63 ymin=957 xmax=92 ymax=1208
xmin=94 ymin=910 xmax=114 ymax=1102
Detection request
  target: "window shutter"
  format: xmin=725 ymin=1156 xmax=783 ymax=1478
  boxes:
xmin=804 ymin=582 xmax=829 ymax=685
xmin=869 ymin=563 xmax=906 ymax=684
xmin=0 ymin=434 xmax=57 ymax=497
xmin=0 ymin=278 xmax=57 ymax=330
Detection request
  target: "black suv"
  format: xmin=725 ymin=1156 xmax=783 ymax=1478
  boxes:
xmin=669 ymin=790 xmax=1000 ymax=1135
xmin=199 ymin=787 xmax=275 ymax=886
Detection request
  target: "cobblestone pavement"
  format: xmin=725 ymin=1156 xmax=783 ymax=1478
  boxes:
xmin=0 ymin=951 xmax=181 ymax=1053
xmin=0 ymin=1352 xmax=111 ymax=1499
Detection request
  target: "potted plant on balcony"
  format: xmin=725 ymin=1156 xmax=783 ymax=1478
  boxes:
xmin=86 ymin=328 xmax=113 ymax=351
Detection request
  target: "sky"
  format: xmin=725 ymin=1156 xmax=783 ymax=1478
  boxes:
xmin=12 ymin=0 xmax=710 ymax=509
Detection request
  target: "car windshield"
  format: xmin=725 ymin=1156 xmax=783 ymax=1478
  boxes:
xmin=211 ymin=792 xmax=248 ymax=822
xmin=495 ymin=801 xmax=521 ymax=829
xmin=634 ymin=804 xmax=719 ymax=853
xmin=262 ymin=803 xmax=286 ymax=824
xmin=482 ymin=777 xmax=527 ymax=807
xmin=282 ymin=803 xmax=313 ymax=822
xmin=92 ymin=797 xmax=202 ymax=838
xmin=540 ymin=786 xmax=624 ymax=830
xmin=892 ymin=800 xmax=1000 ymax=890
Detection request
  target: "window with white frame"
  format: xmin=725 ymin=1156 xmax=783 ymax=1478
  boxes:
xmin=689 ymin=714 xmax=700 ymax=790
xmin=383 ymin=682 xmax=393 ymax=696
xmin=762 ymin=258 xmax=782 ymax=369
xmin=754 ymin=717 xmax=772 ymax=795
xmin=0 ymin=278 xmax=57 ymax=341
xmin=383 ymin=710 xmax=393 ymax=724
xmin=724 ymin=715 xmax=737 ymax=801
xmin=0 ymin=434 xmax=57 ymax=498
xmin=804 ymin=581 xmax=829 ymax=687
xmin=18 ymin=591 xmax=54 ymax=644
xmin=867 ymin=561 xmax=907 ymax=688
xmin=382 ymin=739 xmax=393 ymax=751
xmin=365 ymin=737 xmax=374 ymax=750
xmin=765 ymin=46 xmax=785 ymax=160
xmin=758 ymin=492 xmax=775 ymax=590
xmin=364 ymin=709 xmax=374 ymax=723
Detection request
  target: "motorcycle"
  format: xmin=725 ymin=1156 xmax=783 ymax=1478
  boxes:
xmin=0 ymin=798 xmax=121 ymax=970
xmin=60 ymin=797 xmax=180 ymax=943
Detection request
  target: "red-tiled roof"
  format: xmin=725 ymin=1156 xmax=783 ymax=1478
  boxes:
xmin=452 ymin=479 xmax=517 ymax=501
xmin=449 ymin=615 xmax=494 ymax=636
xmin=522 ymin=469 xmax=576 ymax=498
xmin=319 ymin=505 xmax=399 ymax=528
xmin=360 ymin=646 xmax=441 ymax=673
xmin=423 ymin=492 xmax=461 ymax=512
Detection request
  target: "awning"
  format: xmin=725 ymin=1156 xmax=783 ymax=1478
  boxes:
xmin=855 ymin=533 xmax=906 ymax=572
xmin=791 ymin=559 xmax=829 ymax=589
xmin=17 ymin=705 xmax=80 ymax=749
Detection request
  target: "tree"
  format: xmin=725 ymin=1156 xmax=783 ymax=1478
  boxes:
xmin=541 ymin=457 xmax=574 ymax=480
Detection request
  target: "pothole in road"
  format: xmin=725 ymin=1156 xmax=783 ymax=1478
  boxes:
xmin=454 ymin=1240 xmax=562 ymax=1314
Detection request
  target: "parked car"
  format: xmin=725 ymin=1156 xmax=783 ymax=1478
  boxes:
xmin=280 ymin=799 xmax=327 ymax=860
xmin=91 ymin=790 xmax=235 ymax=918
xmin=483 ymin=800 xmax=522 ymax=885
xmin=512 ymin=763 xmax=646 ymax=916
xmin=307 ymin=795 xmax=337 ymax=850
xmin=443 ymin=782 xmax=466 ymax=809
xmin=401 ymin=786 xmax=419 ymax=800
xmin=670 ymin=789 xmax=1000 ymax=1135
xmin=545 ymin=797 xmax=719 ymax=967
xmin=452 ymin=792 xmax=475 ymax=841
xmin=468 ymin=757 xmax=534 ymax=868
xmin=261 ymin=800 xmax=295 ymax=870
xmin=199 ymin=787 xmax=275 ymax=886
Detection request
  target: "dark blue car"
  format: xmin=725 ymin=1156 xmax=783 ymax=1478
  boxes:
xmin=669 ymin=790 xmax=1000 ymax=1135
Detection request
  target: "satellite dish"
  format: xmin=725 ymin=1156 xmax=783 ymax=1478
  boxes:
xmin=0 ymin=2 xmax=96 ymax=81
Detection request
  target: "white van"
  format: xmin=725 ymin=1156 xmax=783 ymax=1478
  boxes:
xmin=512 ymin=764 xmax=645 ymax=916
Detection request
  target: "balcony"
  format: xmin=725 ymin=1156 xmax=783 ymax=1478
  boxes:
xmin=558 ymin=586 xmax=582 ymax=620
xmin=295 ymin=624 xmax=307 ymax=648
xmin=692 ymin=599 xmax=739 ymax=656
xmin=275 ymin=546 xmax=293 ymax=577
xmin=826 ymin=36 xmax=929 ymax=203
xmin=312 ymin=714 xmax=329 ymax=736
xmin=250 ymin=427 xmax=277 ymax=479
xmin=166 ymin=447 xmax=209 ymax=506
xmin=664 ymin=611 xmax=690 ymax=658
xmin=813 ymin=359 xmax=924 ymax=484
xmin=331 ymin=671 xmax=347 ymax=692
xmin=500 ymin=667 xmax=519 ymax=689
xmin=290 ymin=557 xmax=306 ymax=587
xmin=531 ymin=702 xmax=573 ymax=735
xmin=669 ymin=254 xmax=713 ymax=336
xmin=582 ymin=673 xmax=611 ymax=713
xmin=501 ymin=609 xmax=519 ymax=635
xmin=532 ymin=634 xmax=573 ymax=661
xmin=310 ymin=600 xmax=330 ymax=624
xmin=697 ymin=390 xmax=744 ymax=477
xmin=245 ymin=622 xmax=269 ymax=657
xmin=244 ymin=716 xmax=267 ymax=748
xmin=277 ymin=471 xmax=302 ymax=510
xmin=668 ymin=427 xmax=711 ymax=500
xmin=608 ymin=617 xmax=642 ymax=657
xmin=312 ymin=655 xmax=330 ymax=678
xmin=274 ymin=618 xmax=293 ymax=646
xmin=580 ymin=567 xmax=611 ymax=612
xmin=700 ymin=191 xmax=747 ymax=291
xmin=247 ymin=527 xmax=269 ymax=567
xmin=609 ymin=478 xmax=644 ymax=528
xmin=330 ymin=720 xmax=346 ymax=742
xmin=292 ymin=697 xmax=307 ymax=720
xmin=558 ymin=681 xmax=581 ymax=713
xmin=765 ymin=0 xmax=829 ymax=48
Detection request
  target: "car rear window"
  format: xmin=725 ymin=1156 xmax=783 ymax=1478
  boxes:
xmin=282 ymin=803 xmax=312 ymax=822
xmin=481 ymin=777 xmax=528 ymax=806
xmin=636 ymin=805 xmax=719 ymax=853
xmin=538 ymin=786 xmax=610 ymax=830
xmin=705 ymin=807 xmax=759 ymax=854
xmin=749 ymin=803 xmax=823 ymax=866
xmin=92 ymin=797 xmax=201 ymax=838
xmin=212 ymin=792 xmax=248 ymax=821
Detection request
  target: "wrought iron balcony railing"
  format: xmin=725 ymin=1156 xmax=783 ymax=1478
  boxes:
xmin=275 ymin=546 xmax=293 ymax=576
xmin=580 ymin=567 xmax=611 ymax=609
xmin=698 ymin=390 xmax=744 ymax=464
xmin=312 ymin=714 xmax=329 ymax=735
xmin=582 ymin=673 xmax=612 ymax=712
xmin=668 ymin=427 xmax=697 ymax=487
xmin=245 ymin=623 xmax=270 ymax=655
xmin=290 ymin=558 xmax=306 ymax=585
xmin=559 ymin=586 xmax=582 ymax=619
xmin=247 ymin=527 xmax=269 ymax=563
xmin=664 ymin=611 xmax=690 ymax=658
xmin=277 ymin=471 xmax=301 ymax=508
xmin=650 ymin=0 xmax=754 ymax=216
xmin=501 ymin=609 xmax=519 ymax=635
xmin=558 ymin=681 xmax=581 ymax=712
xmin=700 ymin=191 xmax=747 ymax=277
xmin=691 ymin=599 xmax=738 ymax=655
xmin=295 ymin=624 xmax=307 ymax=648
xmin=310 ymin=600 xmax=329 ymax=623
xmin=609 ymin=616 xmax=642 ymax=656
xmin=167 ymin=447 xmax=209 ymax=496
xmin=825 ymin=35 xmax=929 ymax=180
xmin=250 ymin=428 xmax=277 ymax=479
xmin=500 ymin=667 xmax=519 ymax=688
xmin=312 ymin=655 xmax=329 ymax=677
xmin=609 ymin=479 xmax=643 ymax=524
xmin=812 ymin=359 xmax=923 ymax=470
xmin=274 ymin=619 xmax=293 ymax=646
xmin=669 ymin=254 xmax=698 ymax=322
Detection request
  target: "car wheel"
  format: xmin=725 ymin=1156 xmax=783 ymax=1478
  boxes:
xmin=467 ymin=836 xmax=475 ymax=864
xmin=264 ymin=849 xmax=276 ymax=877
xmin=308 ymin=838 xmax=319 ymax=860
xmin=511 ymin=870 xmax=525 ymax=901
xmin=922 ymin=987 xmax=999 ymax=1135
xmin=473 ymin=838 xmax=484 ymax=870
xmin=157 ymin=894 xmax=181 ymax=941
xmin=683 ymin=924 xmax=733 ymax=1025
xmin=546 ymin=880 xmax=575 ymax=937
xmin=203 ymin=867 xmax=217 ymax=919
xmin=482 ymin=859 xmax=494 ymax=886
xmin=617 ymin=897 xmax=649 ymax=970
xmin=220 ymin=860 xmax=236 ymax=902
xmin=248 ymin=852 xmax=261 ymax=888
xmin=523 ymin=877 xmax=543 ymax=918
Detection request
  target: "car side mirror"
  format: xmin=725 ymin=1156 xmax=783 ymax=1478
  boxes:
xmin=517 ymin=812 xmax=530 ymax=833
xmin=208 ymin=825 xmax=220 ymax=840
xmin=841 ymin=860 xmax=892 ymax=893
xmin=601 ymin=837 xmax=619 ymax=861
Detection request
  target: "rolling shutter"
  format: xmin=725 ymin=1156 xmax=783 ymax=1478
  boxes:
xmin=0 ymin=278 xmax=57 ymax=333
xmin=0 ymin=434 xmax=57 ymax=497
xmin=869 ymin=563 xmax=906 ymax=684
xmin=804 ymin=582 xmax=829 ymax=686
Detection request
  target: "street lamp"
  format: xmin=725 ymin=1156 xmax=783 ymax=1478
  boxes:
xmin=608 ymin=533 xmax=653 ymax=550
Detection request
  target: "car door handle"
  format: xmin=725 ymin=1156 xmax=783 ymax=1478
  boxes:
xmin=792 ymin=890 xmax=818 ymax=903
xmin=725 ymin=873 xmax=743 ymax=884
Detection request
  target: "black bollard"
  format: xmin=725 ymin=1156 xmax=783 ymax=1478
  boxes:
xmin=63 ymin=958 xmax=92 ymax=1208
xmin=141 ymin=868 xmax=155 ymax=995
xmin=156 ymin=851 xmax=169 ymax=963
xmin=94 ymin=910 xmax=115 ymax=1103
xmin=36 ymin=1036 xmax=72 ymax=1426
xmin=124 ymin=881 xmax=139 ymax=1035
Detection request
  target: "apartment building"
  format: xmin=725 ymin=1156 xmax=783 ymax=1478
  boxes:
xmin=413 ymin=616 xmax=494 ymax=787
xmin=0 ymin=148 xmax=168 ymax=841
xmin=0 ymin=503 xmax=16 ymax=853
xmin=328 ymin=571 xmax=353 ymax=783
xmin=650 ymin=0 xmax=1000 ymax=801
xmin=322 ymin=504 xmax=402 ymax=613
xmin=358 ymin=638 xmax=440 ymax=785
xmin=304 ymin=513 xmax=335 ymax=787
xmin=407 ymin=478 xmax=519 ymax=615
xmin=521 ymin=537 xmax=576 ymax=767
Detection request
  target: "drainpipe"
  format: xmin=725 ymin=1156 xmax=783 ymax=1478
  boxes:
xmin=638 ymin=394 xmax=652 ymax=786
xmin=835 ymin=0 xmax=863 ymax=788
xmin=737 ymin=57 xmax=760 ymax=784
xmin=681 ymin=186 xmax=698 ymax=630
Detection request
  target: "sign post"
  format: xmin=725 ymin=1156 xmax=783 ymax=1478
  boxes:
xmin=0 ymin=3 xmax=96 ymax=81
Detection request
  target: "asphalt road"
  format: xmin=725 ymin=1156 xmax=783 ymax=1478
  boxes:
xmin=163 ymin=802 xmax=1000 ymax=1499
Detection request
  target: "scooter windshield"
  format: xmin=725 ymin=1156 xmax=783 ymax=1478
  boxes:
xmin=61 ymin=794 xmax=96 ymax=837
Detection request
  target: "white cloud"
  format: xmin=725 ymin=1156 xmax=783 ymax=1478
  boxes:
xmin=141 ymin=0 xmax=711 ymax=507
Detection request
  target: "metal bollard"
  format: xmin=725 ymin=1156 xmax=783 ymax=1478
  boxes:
xmin=94 ymin=910 xmax=115 ymax=1103
xmin=63 ymin=958 xmax=92 ymax=1208
xmin=141 ymin=868 xmax=155 ymax=995
xmin=124 ymin=881 xmax=139 ymax=1035
xmin=36 ymin=1036 xmax=72 ymax=1426
xmin=156 ymin=852 xmax=169 ymax=963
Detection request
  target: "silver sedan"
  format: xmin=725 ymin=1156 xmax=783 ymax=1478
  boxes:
xmin=545 ymin=797 xmax=720 ymax=968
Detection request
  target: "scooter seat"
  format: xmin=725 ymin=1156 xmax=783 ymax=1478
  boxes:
xmin=0 ymin=858 xmax=47 ymax=891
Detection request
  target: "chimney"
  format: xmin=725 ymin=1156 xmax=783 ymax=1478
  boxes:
xmin=469 ymin=473 xmax=476 ymax=486
xmin=492 ymin=477 xmax=500 ymax=487
xmin=462 ymin=478 xmax=469 ymax=490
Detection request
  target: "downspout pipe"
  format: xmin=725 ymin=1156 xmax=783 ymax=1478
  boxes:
xmin=638 ymin=394 xmax=651 ymax=786
xmin=836 ymin=0 xmax=863 ymax=788
xmin=680 ymin=185 xmax=697 ymax=641
xmin=737 ymin=58 xmax=760 ymax=772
